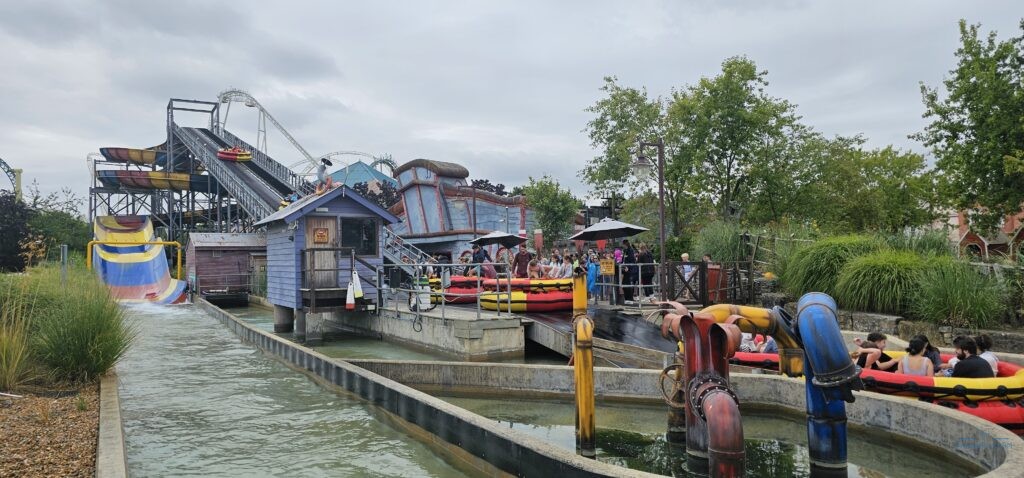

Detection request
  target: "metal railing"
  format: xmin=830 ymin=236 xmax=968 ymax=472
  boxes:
xmin=381 ymin=227 xmax=434 ymax=275
xmin=172 ymin=124 xmax=274 ymax=219
xmin=589 ymin=260 xmax=756 ymax=312
xmin=591 ymin=262 xmax=662 ymax=314
xmin=218 ymin=129 xmax=316 ymax=196
xmin=193 ymin=272 xmax=255 ymax=295
xmin=376 ymin=261 xmax=514 ymax=325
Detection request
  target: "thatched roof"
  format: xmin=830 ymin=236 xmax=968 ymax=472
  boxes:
xmin=394 ymin=158 xmax=469 ymax=179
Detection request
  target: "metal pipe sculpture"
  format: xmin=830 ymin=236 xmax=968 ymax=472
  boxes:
xmin=794 ymin=293 xmax=863 ymax=477
xmin=660 ymin=303 xmax=745 ymax=476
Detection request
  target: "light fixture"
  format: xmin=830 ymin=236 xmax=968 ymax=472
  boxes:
xmin=632 ymin=154 xmax=654 ymax=181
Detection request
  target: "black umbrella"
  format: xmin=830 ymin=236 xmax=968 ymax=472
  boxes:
xmin=469 ymin=231 xmax=527 ymax=248
xmin=569 ymin=218 xmax=648 ymax=241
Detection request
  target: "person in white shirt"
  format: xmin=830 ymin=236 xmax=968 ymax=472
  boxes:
xmin=976 ymin=334 xmax=1000 ymax=376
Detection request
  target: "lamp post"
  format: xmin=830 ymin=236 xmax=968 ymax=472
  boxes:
xmin=634 ymin=138 xmax=666 ymax=300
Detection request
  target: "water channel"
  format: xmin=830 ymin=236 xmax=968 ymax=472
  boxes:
xmin=439 ymin=395 xmax=984 ymax=477
xmin=118 ymin=302 xmax=986 ymax=477
xmin=118 ymin=303 xmax=476 ymax=477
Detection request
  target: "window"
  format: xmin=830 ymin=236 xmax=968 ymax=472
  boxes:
xmin=341 ymin=217 xmax=378 ymax=256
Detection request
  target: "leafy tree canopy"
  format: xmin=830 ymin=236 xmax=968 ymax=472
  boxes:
xmin=521 ymin=175 xmax=580 ymax=243
xmin=916 ymin=20 xmax=1024 ymax=233
xmin=469 ymin=178 xmax=508 ymax=196
xmin=0 ymin=190 xmax=32 ymax=271
xmin=351 ymin=180 xmax=400 ymax=210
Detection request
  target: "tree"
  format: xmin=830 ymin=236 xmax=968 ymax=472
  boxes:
xmin=0 ymin=191 xmax=33 ymax=272
xmin=351 ymin=181 xmax=400 ymax=210
xmin=469 ymin=179 xmax=508 ymax=196
xmin=582 ymin=58 xmax=804 ymax=232
xmin=521 ymin=175 xmax=580 ymax=244
xmin=804 ymin=142 xmax=938 ymax=232
xmin=668 ymin=57 xmax=803 ymax=219
xmin=29 ymin=210 xmax=91 ymax=255
xmin=916 ymin=20 xmax=1024 ymax=233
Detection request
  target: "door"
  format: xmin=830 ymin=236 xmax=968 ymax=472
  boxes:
xmin=305 ymin=216 xmax=338 ymax=288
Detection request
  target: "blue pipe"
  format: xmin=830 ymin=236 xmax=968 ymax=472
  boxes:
xmin=796 ymin=293 xmax=864 ymax=476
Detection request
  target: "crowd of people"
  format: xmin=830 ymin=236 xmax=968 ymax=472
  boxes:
xmin=852 ymin=332 xmax=999 ymax=378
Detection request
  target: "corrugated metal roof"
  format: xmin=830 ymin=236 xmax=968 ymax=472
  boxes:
xmin=188 ymin=232 xmax=266 ymax=248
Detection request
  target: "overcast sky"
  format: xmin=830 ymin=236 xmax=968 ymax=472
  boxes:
xmin=0 ymin=1 xmax=1020 ymax=212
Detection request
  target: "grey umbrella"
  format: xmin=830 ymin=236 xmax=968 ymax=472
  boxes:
xmin=469 ymin=231 xmax=528 ymax=248
xmin=569 ymin=218 xmax=649 ymax=241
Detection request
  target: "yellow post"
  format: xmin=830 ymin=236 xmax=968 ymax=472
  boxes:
xmin=87 ymin=240 xmax=183 ymax=280
xmin=572 ymin=274 xmax=596 ymax=458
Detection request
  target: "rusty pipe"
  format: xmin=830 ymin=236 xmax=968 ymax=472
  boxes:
xmin=700 ymin=303 xmax=803 ymax=376
xmin=703 ymin=389 xmax=745 ymax=477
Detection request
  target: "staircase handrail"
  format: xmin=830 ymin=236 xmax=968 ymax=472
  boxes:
xmin=171 ymin=124 xmax=273 ymax=220
xmin=217 ymin=129 xmax=316 ymax=196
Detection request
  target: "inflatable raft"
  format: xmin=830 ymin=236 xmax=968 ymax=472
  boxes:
xmin=217 ymin=147 xmax=252 ymax=161
xmin=479 ymin=277 xmax=573 ymax=312
xmin=730 ymin=351 xmax=1024 ymax=434
xmin=428 ymin=275 xmax=480 ymax=304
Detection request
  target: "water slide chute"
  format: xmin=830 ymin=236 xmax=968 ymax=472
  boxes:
xmin=91 ymin=216 xmax=186 ymax=304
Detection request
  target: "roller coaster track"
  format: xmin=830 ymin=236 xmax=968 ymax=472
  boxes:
xmin=0 ymin=156 xmax=22 ymax=198
xmin=216 ymin=89 xmax=321 ymax=176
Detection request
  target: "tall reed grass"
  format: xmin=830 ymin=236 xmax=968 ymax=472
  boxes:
xmin=834 ymin=250 xmax=927 ymax=315
xmin=880 ymin=230 xmax=954 ymax=256
xmin=0 ymin=286 xmax=33 ymax=391
xmin=0 ymin=265 xmax=135 ymax=385
xmin=30 ymin=266 xmax=135 ymax=382
xmin=786 ymin=235 xmax=884 ymax=296
xmin=910 ymin=260 xmax=1007 ymax=328
xmin=693 ymin=221 xmax=748 ymax=263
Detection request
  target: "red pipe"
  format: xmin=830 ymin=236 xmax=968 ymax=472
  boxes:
xmin=704 ymin=390 xmax=745 ymax=477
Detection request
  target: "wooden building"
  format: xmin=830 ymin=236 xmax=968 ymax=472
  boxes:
xmin=185 ymin=232 xmax=266 ymax=304
xmin=255 ymin=186 xmax=398 ymax=334
xmin=387 ymin=158 xmax=535 ymax=261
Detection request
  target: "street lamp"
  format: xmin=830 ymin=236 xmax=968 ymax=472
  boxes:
xmin=634 ymin=138 xmax=666 ymax=300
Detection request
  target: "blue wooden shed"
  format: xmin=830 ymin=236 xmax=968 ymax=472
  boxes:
xmin=255 ymin=185 xmax=399 ymax=318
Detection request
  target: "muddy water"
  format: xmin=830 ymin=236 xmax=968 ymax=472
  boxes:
xmin=118 ymin=303 xmax=476 ymax=477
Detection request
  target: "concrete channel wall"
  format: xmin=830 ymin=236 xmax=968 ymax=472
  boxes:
xmin=196 ymin=299 xmax=659 ymax=478
xmin=350 ymin=360 xmax=1024 ymax=477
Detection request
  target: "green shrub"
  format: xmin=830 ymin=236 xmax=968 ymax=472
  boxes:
xmin=834 ymin=250 xmax=927 ymax=314
xmin=23 ymin=266 xmax=136 ymax=382
xmin=768 ymin=238 xmax=809 ymax=293
xmin=910 ymin=260 xmax=1007 ymax=328
xmin=881 ymin=230 xmax=953 ymax=256
xmin=786 ymin=235 xmax=884 ymax=296
xmin=693 ymin=221 xmax=747 ymax=263
xmin=0 ymin=286 xmax=34 ymax=392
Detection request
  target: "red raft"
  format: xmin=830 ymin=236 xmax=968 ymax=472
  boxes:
xmin=730 ymin=351 xmax=1024 ymax=435
xmin=429 ymin=275 xmax=479 ymax=304
xmin=217 ymin=147 xmax=252 ymax=161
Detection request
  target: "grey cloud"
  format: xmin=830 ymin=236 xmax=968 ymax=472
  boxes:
xmin=0 ymin=1 xmax=94 ymax=46
xmin=0 ymin=0 xmax=1020 ymax=210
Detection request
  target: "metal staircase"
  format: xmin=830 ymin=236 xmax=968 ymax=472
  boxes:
xmin=382 ymin=227 xmax=434 ymax=275
xmin=172 ymin=123 xmax=274 ymax=220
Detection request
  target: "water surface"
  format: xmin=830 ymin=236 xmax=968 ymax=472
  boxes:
xmin=119 ymin=303 xmax=476 ymax=477
xmin=438 ymin=395 xmax=984 ymax=478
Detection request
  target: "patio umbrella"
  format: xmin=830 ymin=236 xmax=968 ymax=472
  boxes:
xmin=569 ymin=218 xmax=649 ymax=241
xmin=469 ymin=231 xmax=527 ymax=248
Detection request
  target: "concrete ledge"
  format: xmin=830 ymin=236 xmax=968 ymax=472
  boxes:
xmin=96 ymin=368 xmax=128 ymax=478
xmin=247 ymin=294 xmax=274 ymax=310
xmin=352 ymin=360 xmax=1024 ymax=477
xmin=196 ymin=299 xmax=659 ymax=477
